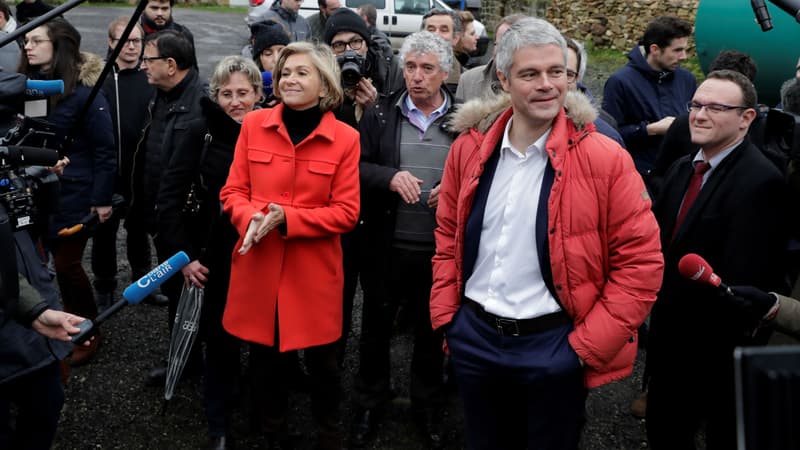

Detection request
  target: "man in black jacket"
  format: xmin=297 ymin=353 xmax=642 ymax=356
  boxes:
xmin=93 ymin=17 xmax=162 ymax=310
xmin=352 ymin=31 xmax=457 ymax=449
xmin=135 ymin=30 xmax=206 ymax=383
xmin=646 ymin=70 xmax=790 ymax=450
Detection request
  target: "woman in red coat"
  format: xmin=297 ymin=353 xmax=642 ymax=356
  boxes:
xmin=219 ymin=41 xmax=360 ymax=449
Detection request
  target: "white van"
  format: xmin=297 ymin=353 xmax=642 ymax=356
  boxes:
xmin=246 ymin=0 xmax=462 ymax=50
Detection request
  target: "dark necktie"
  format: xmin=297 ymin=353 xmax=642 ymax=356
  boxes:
xmin=672 ymin=161 xmax=711 ymax=240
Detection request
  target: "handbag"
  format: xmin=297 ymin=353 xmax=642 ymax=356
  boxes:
xmin=182 ymin=132 xmax=213 ymax=216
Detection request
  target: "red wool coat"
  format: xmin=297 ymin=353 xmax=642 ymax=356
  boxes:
xmin=220 ymin=105 xmax=360 ymax=351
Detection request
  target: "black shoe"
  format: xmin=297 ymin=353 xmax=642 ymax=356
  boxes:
xmin=207 ymin=435 xmax=231 ymax=450
xmin=144 ymin=293 xmax=169 ymax=306
xmin=413 ymin=407 xmax=445 ymax=449
xmin=349 ymin=407 xmax=379 ymax=448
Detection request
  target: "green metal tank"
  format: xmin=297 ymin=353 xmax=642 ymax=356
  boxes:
xmin=695 ymin=0 xmax=800 ymax=105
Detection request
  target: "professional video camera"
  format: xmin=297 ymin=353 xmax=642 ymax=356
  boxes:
xmin=336 ymin=50 xmax=367 ymax=89
xmin=0 ymin=71 xmax=62 ymax=231
xmin=764 ymin=108 xmax=800 ymax=161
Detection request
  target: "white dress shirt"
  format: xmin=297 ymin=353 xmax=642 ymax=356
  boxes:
xmin=464 ymin=118 xmax=562 ymax=319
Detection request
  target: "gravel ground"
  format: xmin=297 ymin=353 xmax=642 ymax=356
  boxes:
xmin=53 ymin=231 xmax=649 ymax=450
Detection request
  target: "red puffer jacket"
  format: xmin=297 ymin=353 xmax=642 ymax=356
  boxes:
xmin=431 ymin=92 xmax=664 ymax=388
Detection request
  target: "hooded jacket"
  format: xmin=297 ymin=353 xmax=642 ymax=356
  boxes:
xmin=430 ymin=91 xmax=664 ymax=388
xmin=262 ymin=1 xmax=311 ymax=42
xmin=602 ymin=45 xmax=696 ymax=174
xmin=43 ymin=52 xmax=116 ymax=235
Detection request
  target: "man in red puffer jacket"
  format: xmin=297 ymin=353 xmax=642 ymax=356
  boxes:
xmin=430 ymin=16 xmax=664 ymax=450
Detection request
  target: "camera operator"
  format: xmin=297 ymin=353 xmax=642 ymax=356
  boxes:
xmin=323 ymin=8 xmax=403 ymax=128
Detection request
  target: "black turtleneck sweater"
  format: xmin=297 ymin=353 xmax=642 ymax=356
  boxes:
xmin=282 ymin=104 xmax=323 ymax=145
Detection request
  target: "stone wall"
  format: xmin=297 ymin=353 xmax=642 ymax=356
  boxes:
xmin=545 ymin=0 xmax=698 ymax=50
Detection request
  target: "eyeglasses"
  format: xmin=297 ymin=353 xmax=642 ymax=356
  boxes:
xmin=566 ymin=69 xmax=578 ymax=83
xmin=141 ymin=55 xmax=170 ymax=64
xmin=23 ymin=38 xmax=51 ymax=47
xmin=111 ymin=37 xmax=143 ymax=46
xmin=687 ymin=101 xmax=748 ymax=114
xmin=330 ymin=37 xmax=364 ymax=53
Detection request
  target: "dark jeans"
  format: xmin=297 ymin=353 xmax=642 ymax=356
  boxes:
xmin=250 ymin=340 xmax=342 ymax=436
xmin=446 ymin=306 xmax=586 ymax=450
xmin=355 ymin=246 xmax=444 ymax=409
xmin=92 ymin=213 xmax=153 ymax=294
xmin=0 ymin=362 xmax=64 ymax=450
xmin=52 ymin=234 xmax=96 ymax=320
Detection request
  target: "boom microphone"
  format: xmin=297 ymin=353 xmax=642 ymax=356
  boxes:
xmin=0 ymin=146 xmax=60 ymax=167
xmin=677 ymin=253 xmax=733 ymax=295
xmin=71 ymin=251 xmax=190 ymax=344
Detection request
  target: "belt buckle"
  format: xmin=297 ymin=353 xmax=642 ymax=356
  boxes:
xmin=496 ymin=318 xmax=520 ymax=337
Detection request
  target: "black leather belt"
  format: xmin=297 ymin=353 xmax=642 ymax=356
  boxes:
xmin=463 ymin=298 xmax=571 ymax=337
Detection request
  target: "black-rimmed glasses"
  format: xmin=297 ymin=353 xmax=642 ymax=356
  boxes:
xmin=330 ymin=38 xmax=364 ymax=53
xmin=111 ymin=37 xmax=143 ymax=46
xmin=141 ymin=55 xmax=170 ymax=64
xmin=687 ymin=101 xmax=748 ymax=114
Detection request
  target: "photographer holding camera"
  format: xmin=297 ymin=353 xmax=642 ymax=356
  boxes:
xmin=321 ymin=8 xmax=403 ymax=367
xmin=323 ymin=8 xmax=403 ymax=129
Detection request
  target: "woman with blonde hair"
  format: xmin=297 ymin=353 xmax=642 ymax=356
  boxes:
xmin=220 ymin=42 xmax=359 ymax=449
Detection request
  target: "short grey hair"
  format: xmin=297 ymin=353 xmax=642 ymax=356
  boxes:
xmin=209 ymin=55 xmax=264 ymax=102
xmin=496 ymin=17 xmax=567 ymax=79
xmin=399 ymin=31 xmax=453 ymax=74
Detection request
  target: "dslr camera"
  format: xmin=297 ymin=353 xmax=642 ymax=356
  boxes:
xmin=336 ymin=50 xmax=366 ymax=89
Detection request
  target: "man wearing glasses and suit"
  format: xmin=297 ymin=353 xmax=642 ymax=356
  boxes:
xmin=646 ymin=69 xmax=790 ymax=450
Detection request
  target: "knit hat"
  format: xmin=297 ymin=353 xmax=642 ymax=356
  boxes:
xmin=323 ymin=8 xmax=371 ymax=46
xmin=252 ymin=20 xmax=290 ymax=60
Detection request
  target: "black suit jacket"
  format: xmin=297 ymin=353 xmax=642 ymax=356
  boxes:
xmin=648 ymin=138 xmax=789 ymax=376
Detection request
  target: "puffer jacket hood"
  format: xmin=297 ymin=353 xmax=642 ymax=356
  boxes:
xmin=78 ymin=52 xmax=104 ymax=87
xmin=448 ymin=90 xmax=598 ymax=135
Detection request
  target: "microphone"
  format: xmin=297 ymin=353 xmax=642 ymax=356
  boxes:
xmin=0 ymin=146 xmax=60 ymax=167
xmin=261 ymin=71 xmax=273 ymax=98
xmin=70 ymin=252 xmax=190 ymax=344
xmin=751 ymin=0 xmax=774 ymax=31
xmin=25 ymin=79 xmax=64 ymax=97
xmin=677 ymin=253 xmax=733 ymax=295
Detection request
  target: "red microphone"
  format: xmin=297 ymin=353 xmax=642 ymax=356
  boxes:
xmin=677 ymin=253 xmax=733 ymax=295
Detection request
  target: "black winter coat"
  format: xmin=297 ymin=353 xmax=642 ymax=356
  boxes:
xmin=42 ymin=53 xmax=116 ymax=235
xmin=101 ymin=63 xmax=155 ymax=202
xmin=155 ymin=95 xmax=235 ymax=262
xmin=132 ymin=69 xmax=206 ymax=237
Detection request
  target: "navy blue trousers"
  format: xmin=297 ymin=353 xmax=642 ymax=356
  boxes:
xmin=446 ymin=305 xmax=587 ymax=450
